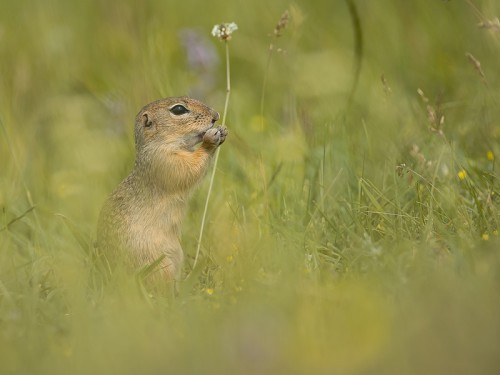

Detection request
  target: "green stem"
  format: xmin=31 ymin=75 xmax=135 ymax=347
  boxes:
xmin=191 ymin=41 xmax=231 ymax=274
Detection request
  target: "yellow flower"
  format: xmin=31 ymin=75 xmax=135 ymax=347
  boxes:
xmin=486 ymin=150 xmax=494 ymax=161
xmin=205 ymin=288 xmax=214 ymax=295
xmin=457 ymin=170 xmax=467 ymax=180
xmin=482 ymin=233 xmax=489 ymax=241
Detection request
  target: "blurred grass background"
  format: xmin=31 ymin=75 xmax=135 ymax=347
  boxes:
xmin=1 ymin=0 xmax=500 ymax=374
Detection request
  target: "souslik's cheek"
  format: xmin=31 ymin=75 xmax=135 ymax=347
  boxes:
xmin=182 ymin=132 xmax=204 ymax=151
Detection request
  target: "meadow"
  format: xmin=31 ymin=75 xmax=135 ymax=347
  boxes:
xmin=1 ymin=0 xmax=499 ymax=374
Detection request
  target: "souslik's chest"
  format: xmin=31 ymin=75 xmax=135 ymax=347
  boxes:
xmin=125 ymin=197 xmax=185 ymax=252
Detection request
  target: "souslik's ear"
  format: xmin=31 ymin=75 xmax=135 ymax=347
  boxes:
xmin=142 ymin=112 xmax=153 ymax=128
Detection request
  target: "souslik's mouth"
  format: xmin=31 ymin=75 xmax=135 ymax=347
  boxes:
xmin=184 ymin=123 xmax=215 ymax=150
xmin=197 ymin=122 xmax=215 ymax=141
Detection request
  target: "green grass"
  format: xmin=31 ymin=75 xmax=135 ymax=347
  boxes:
xmin=1 ymin=0 xmax=500 ymax=374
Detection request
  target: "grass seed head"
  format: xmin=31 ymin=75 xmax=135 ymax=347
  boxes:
xmin=274 ymin=10 xmax=289 ymax=37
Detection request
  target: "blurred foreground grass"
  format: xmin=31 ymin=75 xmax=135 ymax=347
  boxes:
xmin=1 ymin=0 xmax=500 ymax=374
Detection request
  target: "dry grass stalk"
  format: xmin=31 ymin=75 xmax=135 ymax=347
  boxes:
xmin=477 ymin=17 xmax=500 ymax=30
xmin=381 ymin=74 xmax=392 ymax=96
xmin=417 ymin=88 xmax=445 ymax=136
xmin=465 ymin=52 xmax=488 ymax=85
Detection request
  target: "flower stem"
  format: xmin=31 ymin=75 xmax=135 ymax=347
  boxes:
xmin=192 ymin=41 xmax=231 ymax=274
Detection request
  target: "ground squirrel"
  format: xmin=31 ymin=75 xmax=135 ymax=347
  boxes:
xmin=97 ymin=96 xmax=227 ymax=281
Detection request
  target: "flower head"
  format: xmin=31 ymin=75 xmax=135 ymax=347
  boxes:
xmin=211 ymin=22 xmax=238 ymax=41
xmin=457 ymin=170 xmax=467 ymax=180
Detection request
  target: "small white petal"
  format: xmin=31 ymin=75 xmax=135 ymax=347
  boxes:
xmin=211 ymin=22 xmax=238 ymax=40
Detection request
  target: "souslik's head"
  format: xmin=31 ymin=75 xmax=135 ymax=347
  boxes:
xmin=133 ymin=96 xmax=220 ymax=159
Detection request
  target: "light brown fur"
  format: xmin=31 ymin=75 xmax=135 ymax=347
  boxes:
xmin=97 ymin=97 xmax=227 ymax=281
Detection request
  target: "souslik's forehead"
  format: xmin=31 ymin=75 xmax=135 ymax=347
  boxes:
xmin=165 ymin=99 xmax=203 ymax=112
xmin=138 ymin=97 xmax=215 ymax=118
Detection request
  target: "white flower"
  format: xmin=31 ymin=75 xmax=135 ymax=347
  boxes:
xmin=211 ymin=22 xmax=238 ymax=41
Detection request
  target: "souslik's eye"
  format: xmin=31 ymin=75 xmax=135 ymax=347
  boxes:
xmin=169 ymin=104 xmax=190 ymax=116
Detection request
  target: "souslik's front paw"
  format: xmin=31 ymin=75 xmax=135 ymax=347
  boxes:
xmin=203 ymin=126 xmax=228 ymax=149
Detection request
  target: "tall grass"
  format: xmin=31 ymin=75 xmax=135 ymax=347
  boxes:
xmin=1 ymin=0 xmax=499 ymax=374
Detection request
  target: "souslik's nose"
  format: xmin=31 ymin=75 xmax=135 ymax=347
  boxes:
xmin=212 ymin=111 xmax=220 ymax=123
